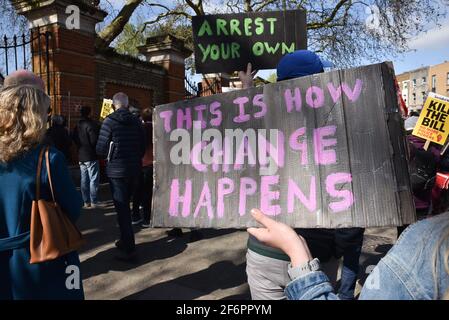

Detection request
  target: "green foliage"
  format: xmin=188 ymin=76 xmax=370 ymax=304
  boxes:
xmin=114 ymin=23 xmax=146 ymax=57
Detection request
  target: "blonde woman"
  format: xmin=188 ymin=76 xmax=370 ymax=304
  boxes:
xmin=248 ymin=208 xmax=449 ymax=300
xmin=0 ymin=84 xmax=84 ymax=299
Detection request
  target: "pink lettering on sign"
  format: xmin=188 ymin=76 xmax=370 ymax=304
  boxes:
xmin=313 ymin=125 xmax=337 ymax=165
xmin=194 ymin=104 xmax=207 ymax=129
xmin=239 ymin=177 xmax=257 ymax=216
xmin=327 ymin=83 xmax=342 ymax=103
xmin=257 ymin=131 xmax=285 ymax=169
xmin=287 ymin=177 xmax=317 ymax=213
xmin=342 ymin=79 xmax=363 ymax=102
xmin=326 ymin=173 xmax=354 ymax=213
xmin=260 ymin=175 xmax=281 ymax=216
xmin=306 ymin=86 xmax=325 ymax=109
xmin=233 ymin=97 xmax=251 ymax=123
xmin=217 ymin=178 xmax=234 ymax=218
xmin=169 ymin=179 xmax=192 ymax=217
xmin=159 ymin=110 xmax=173 ymax=133
xmin=177 ymin=107 xmax=192 ymax=130
xmin=289 ymin=127 xmax=308 ymax=165
xmin=253 ymin=94 xmax=267 ymax=118
xmin=210 ymin=101 xmax=222 ymax=127
xmin=191 ymin=141 xmax=207 ymax=172
xmin=284 ymin=88 xmax=302 ymax=113
xmin=234 ymin=137 xmax=257 ymax=170
xmin=194 ymin=182 xmax=214 ymax=219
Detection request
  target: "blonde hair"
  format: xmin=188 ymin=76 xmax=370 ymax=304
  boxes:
xmin=0 ymin=85 xmax=50 ymax=162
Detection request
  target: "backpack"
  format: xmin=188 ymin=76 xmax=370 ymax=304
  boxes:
xmin=409 ymin=147 xmax=437 ymax=193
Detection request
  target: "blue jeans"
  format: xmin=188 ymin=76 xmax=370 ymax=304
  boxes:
xmin=109 ymin=177 xmax=136 ymax=253
xmin=79 ymin=161 xmax=99 ymax=204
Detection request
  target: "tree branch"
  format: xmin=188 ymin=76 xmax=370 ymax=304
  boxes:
xmin=96 ymin=0 xmax=144 ymax=50
xmin=307 ymin=0 xmax=352 ymax=30
xmin=185 ymin=0 xmax=204 ymax=15
xmin=254 ymin=0 xmax=278 ymax=11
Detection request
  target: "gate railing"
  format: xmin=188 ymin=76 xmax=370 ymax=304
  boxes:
xmin=184 ymin=76 xmax=221 ymax=99
xmin=0 ymin=28 xmax=54 ymax=96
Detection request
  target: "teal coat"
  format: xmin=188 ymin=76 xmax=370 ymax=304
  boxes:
xmin=0 ymin=146 xmax=84 ymax=299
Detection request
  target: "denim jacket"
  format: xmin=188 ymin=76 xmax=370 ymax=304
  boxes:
xmin=285 ymin=213 xmax=449 ymax=300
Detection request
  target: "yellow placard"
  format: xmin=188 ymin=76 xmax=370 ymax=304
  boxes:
xmin=100 ymin=99 xmax=114 ymax=120
xmin=412 ymin=93 xmax=449 ymax=145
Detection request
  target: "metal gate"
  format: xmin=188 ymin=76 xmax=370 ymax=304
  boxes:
xmin=185 ymin=76 xmax=221 ymax=99
xmin=0 ymin=28 xmax=54 ymax=97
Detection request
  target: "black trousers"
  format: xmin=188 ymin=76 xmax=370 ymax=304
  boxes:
xmin=132 ymin=166 xmax=153 ymax=223
xmin=109 ymin=176 xmax=137 ymax=253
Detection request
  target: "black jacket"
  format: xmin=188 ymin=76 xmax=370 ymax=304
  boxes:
xmin=72 ymin=118 xmax=100 ymax=162
xmin=96 ymin=108 xmax=145 ymax=178
xmin=43 ymin=125 xmax=72 ymax=161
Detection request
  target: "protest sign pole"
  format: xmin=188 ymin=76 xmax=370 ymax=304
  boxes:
xmin=423 ymin=140 xmax=430 ymax=151
xmin=441 ymin=142 xmax=449 ymax=155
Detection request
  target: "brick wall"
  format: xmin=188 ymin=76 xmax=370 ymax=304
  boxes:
xmin=95 ymin=52 xmax=166 ymax=119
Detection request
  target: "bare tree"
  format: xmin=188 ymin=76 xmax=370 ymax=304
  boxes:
xmin=3 ymin=0 xmax=449 ymax=67
xmin=95 ymin=0 xmax=449 ymax=67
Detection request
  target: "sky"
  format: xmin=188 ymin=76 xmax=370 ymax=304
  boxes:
xmin=104 ymin=0 xmax=449 ymax=79
xmin=390 ymin=18 xmax=449 ymax=74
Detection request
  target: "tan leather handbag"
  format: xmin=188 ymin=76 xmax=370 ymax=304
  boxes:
xmin=29 ymin=146 xmax=85 ymax=264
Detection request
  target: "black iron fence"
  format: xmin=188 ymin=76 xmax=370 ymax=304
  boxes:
xmin=0 ymin=28 xmax=54 ymax=96
xmin=185 ymin=76 xmax=221 ymax=99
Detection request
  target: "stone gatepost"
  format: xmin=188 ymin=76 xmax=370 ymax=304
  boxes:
xmin=139 ymin=34 xmax=192 ymax=103
xmin=12 ymin=0 xmax=106 ymax=120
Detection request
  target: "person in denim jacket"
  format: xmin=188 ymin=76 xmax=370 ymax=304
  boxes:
xmin=247 ymin=209 xmax=449 ymax=300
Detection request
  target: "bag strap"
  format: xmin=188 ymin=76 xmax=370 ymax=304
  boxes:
xmin=44 ymin=147 xmax=56 ymax=202
xmin=35 ymin=147 xmax=46 ymax=199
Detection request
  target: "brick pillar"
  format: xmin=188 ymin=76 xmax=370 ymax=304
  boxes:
xmin=12 ymin=0 xmax=106 ymax=125
xmin=200 ymin=73 xmax=230 ymax=96
xmin=139 ymin=34 xmax=192 ymax=103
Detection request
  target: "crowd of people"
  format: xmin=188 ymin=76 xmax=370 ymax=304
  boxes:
xmin=0 ymin=50 xmax=448 ymax=300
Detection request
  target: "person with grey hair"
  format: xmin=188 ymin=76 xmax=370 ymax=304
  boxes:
xmin=112 ymin=92 xmax=129 ymax=109
xmin=96 ymin=92 xmax=145 ymax=261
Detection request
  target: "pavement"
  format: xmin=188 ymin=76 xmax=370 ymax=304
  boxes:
xmin=78 ymin=183 xmax=398 ymax=300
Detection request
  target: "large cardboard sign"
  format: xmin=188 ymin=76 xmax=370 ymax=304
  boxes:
xmin=192 ymin=10 xmax=307 ymax=73
xmin=152 ymin=63 xmax=415 ymax=229
xmin=412 ymin=93 xmax=449 ymax=145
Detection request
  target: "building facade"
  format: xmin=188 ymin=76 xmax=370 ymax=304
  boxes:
xmin=397 ymin=61 xmax=449 ymax=112
xmin=429 ymin=61 xmax=449 ymax=97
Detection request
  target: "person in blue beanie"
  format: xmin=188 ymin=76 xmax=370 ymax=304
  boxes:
xmin=242 ymin=50 xmax=365 ymax=300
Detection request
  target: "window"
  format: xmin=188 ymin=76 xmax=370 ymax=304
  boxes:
xmin=422 ymin=92 xmax=426 ymax=101
xmin=404 ymin=82 xmax=408 ymax=90
xmin=432 ymin=75 xmax=436 ymax=92
xmin=447 ymin=73 xmax=449 ymax=85
xmin=413 ymin=79 xmax=417 ymax=86
xmin=422 ymin=76 xmax=427 ymax=84
xmin=413 ymin=93 xmax=416 ymax=102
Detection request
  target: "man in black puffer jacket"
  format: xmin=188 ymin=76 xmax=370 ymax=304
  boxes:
xmin=96 ymin=92 xmax=145 ymax=260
